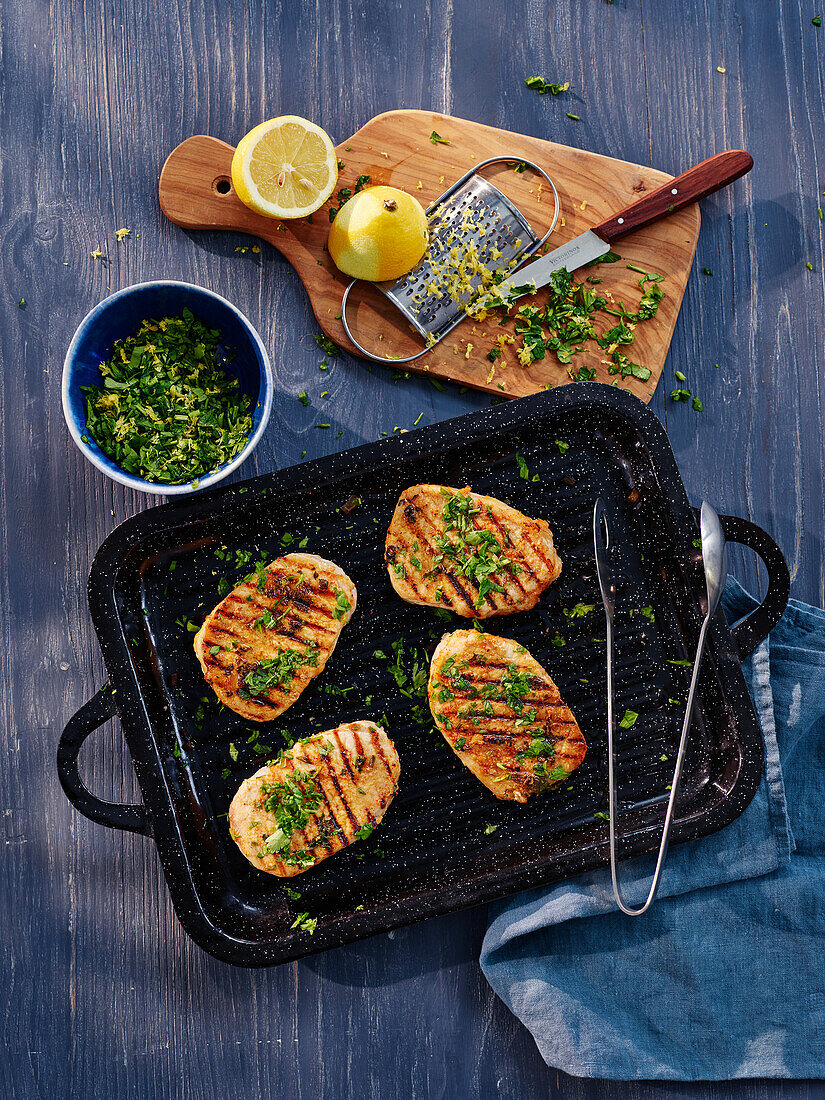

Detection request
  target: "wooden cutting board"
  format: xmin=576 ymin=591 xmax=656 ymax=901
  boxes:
xmin=159 ymin=109 xmax=700 ymax=402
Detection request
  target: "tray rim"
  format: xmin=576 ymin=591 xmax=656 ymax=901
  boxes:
xmin=80 ymin=382 xmax=766 ymax=966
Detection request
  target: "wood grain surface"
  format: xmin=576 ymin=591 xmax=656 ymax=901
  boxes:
xmin=159 ymin=111 xmax=702 ymax=400
xmin=2 ymin=0 xmax=824 ymax=1098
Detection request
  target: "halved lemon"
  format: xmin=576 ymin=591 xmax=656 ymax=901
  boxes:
xmin=231 ymin=116 xmax=338 ymax=220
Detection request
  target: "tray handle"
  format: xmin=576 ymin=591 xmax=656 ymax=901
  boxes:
xmin=712 ymin=511 xmax=790 ymax=660
xmin=57 ymin=686 xmax=151 ymax=835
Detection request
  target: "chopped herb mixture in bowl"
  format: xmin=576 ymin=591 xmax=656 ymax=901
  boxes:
xmin=62 ymin=281 xmax=273 ymax=494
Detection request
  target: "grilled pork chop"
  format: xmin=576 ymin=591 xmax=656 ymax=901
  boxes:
xmin=428 ymin=630 xmax=586 ymax=802
xmin=194 ymin=553 xmax=356 ymax=721
xmin=228 ymin=722 xmax=400 ymax=876
xmin=385 ymin=484 xmax=561 ymax=619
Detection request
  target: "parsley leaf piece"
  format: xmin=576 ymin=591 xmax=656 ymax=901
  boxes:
xmin=313 ymin=333 xmax=340 ymax=356
xmin=525 ymin=76 xmax=570 ymax=95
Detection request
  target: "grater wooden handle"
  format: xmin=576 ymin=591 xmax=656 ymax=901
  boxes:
xmin=593 ymin=149 xmax=753 ymax=242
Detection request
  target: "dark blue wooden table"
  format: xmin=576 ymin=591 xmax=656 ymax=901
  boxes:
xmin=3 ymin=1 xmax=824 ymax=1096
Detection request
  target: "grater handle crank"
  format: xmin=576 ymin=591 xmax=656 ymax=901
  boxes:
xmin=593 ymin=149 xmax=753 ymax=242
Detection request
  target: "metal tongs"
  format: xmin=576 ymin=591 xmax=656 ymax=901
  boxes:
xmin=593 ymin=498 xmax=728 ymax=916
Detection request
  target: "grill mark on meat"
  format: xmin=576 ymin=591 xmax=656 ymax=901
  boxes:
xmin=213 ymin=605 xmax=249 ymax=622
xmin=524 ymin=524 xmax=556 ymax=574
xmin=486 ymin=508 xmax=556 ymax=583
xmin=306 ymin=760 xmax=351 ymax=841
xmin=404 ymin=502 xmax=498 ymax=612
xmin=289 ymin=590 xmax=337 ymax=621
xmin=202 ymin=623 xmax=253 ymax=648
xmin=289 ymin=750 xmax=348 ymax=846
xmin=479 ymin=509 xmax=532 ymax=600
xmin=366 ymin=723 xmax=395 ymax=785
xmin=326 ymin=769 xmax=359 ymax=833
xmin=331 ymin=729 xmax=358 ymax=784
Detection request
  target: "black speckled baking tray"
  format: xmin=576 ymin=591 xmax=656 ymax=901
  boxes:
xmin=57 ymin=383 xmax=789 ymax=966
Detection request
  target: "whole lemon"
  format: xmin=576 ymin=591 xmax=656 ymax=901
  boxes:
xmin=327 ymin=186 xmax=429 ymax=282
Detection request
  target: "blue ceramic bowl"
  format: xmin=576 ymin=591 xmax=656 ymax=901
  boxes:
xmin=62 ymin=281 xmax=273 ymax=495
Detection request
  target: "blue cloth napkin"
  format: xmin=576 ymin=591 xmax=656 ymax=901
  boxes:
xmin=480 ymin=578 xmax=825 ymax=1080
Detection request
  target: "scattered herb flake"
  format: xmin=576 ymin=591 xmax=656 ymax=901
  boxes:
xmin=525 ymin=76 xmax=570 ymax=95
xmin=313 ymin=334 xmax=340 ymax=357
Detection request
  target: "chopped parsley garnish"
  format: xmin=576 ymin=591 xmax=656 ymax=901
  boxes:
xmin=515 ymin=736 xmax=554 ymax=760
xmin=481 ymin=264 xmax=662 ymax=381
xmin=434 ymin=490 xmax=521 ymax=609
xmin=376 ymin=639 xmax=429 ymax=724
xmin=253 ymin=607 xmax=284 ymax=631
xmin=563 ymin=602 xmax=595 ymax=622
xmin=499 ymin=663 xmax=534 ymax=713
xmin=290 ymin=912 xmax=318 ymax=934
xmin=241 ymin=646 xmax=319 ymax=697
xmin=545 ymin=765 xmax=569 ymax=783
xmin=313 ymin=333 xmax=340 ymax=356
xmin=429 ymin=130 xmax=450 ymax=145
xmin=355 ymin=822 xmax=375 ymax=841
xmin=618 ymin=709 xmax=639 ymax=729
xmin=260 ymin=771 xmax=323 ymax=859
xmin=524 ymin=76 xmax=570 ymax=95
xmin=252 ymin=559 xmax=269 ymax=591
xmin=81 ymin=309 xmax=253 ymax=484
xmin=484 ymin=823 xmax=501 ymax=835
xmin=333 ymin=590 xmax=351 ymax=619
